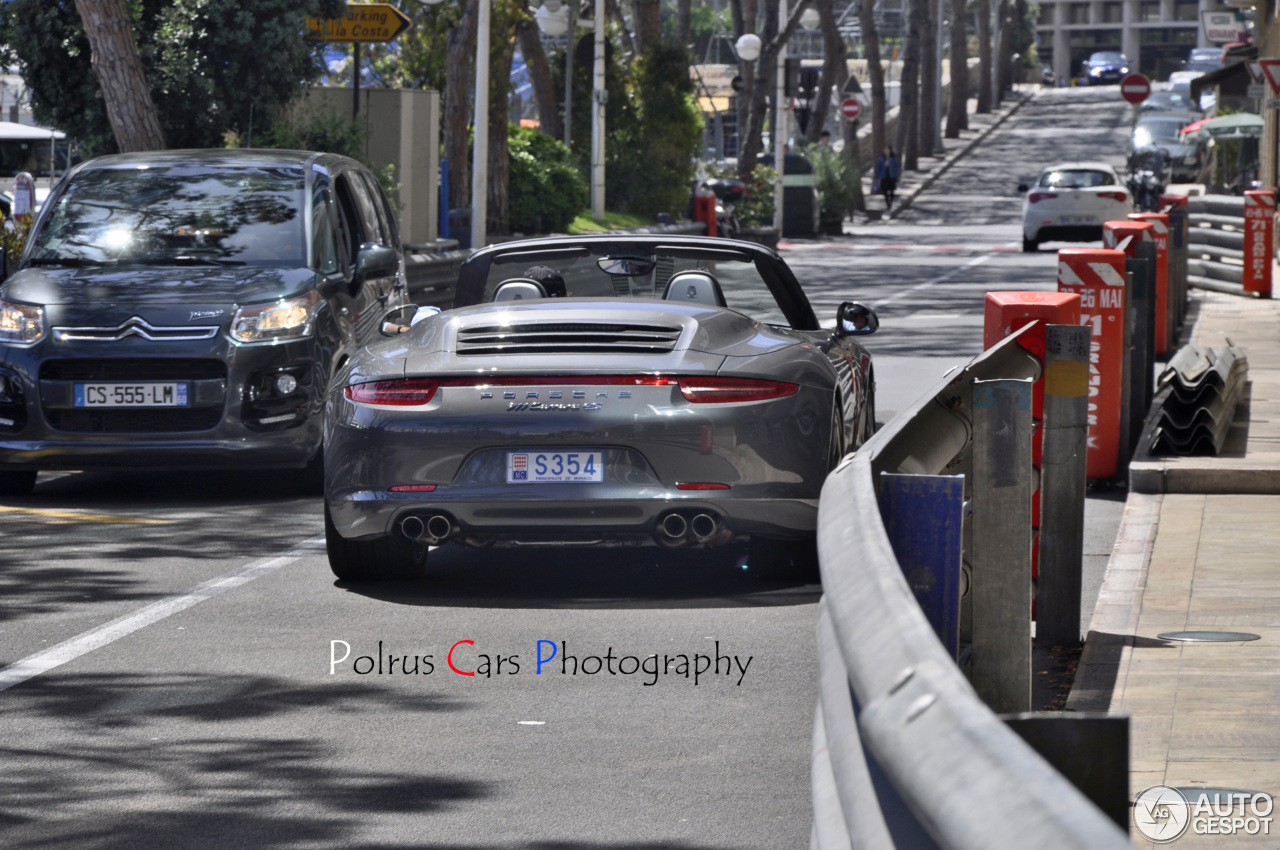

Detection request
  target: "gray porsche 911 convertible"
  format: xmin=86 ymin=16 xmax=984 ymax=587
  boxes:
xmin=322 ymin=235 xmax=877 ymax=580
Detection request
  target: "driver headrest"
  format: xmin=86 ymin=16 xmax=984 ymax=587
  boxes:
xmin=662 ymin=270 xmax=726 ymax=308
xmin=492 ymin=278 xmax=549 ymax=302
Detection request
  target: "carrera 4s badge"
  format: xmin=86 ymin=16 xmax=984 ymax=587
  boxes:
xmin=507 ymin=402 xmax=603 ymax=411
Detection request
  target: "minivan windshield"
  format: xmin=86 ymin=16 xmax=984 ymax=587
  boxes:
xmin=28 ymin=165 xmax=306 ymax=267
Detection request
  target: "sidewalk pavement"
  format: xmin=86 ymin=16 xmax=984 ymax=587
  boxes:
xmin=1068 ymin=291 xmax=1280 ymax=847
xmin=852 ymin=84 xmax=1038 ymax=225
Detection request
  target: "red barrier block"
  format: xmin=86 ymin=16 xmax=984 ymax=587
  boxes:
xmin=1057 ymin=249 xmax=1127 ymax=479
xmin=983 ymin=292 xmax=1082 ymax=420
xmin=693 ymin=192 xmax=717 ymax=238
xmin=1159 ymin=193 xmax=1189 ymax=211
xmin=1102 ymin=219 xmax=1154 ymax=255
xmin=1244 ymin=190 xmax=1274 ymax=297
xmin=1129 ymin=213 xmax=1170 ymax=355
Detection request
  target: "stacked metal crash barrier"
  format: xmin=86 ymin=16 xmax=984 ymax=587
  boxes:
xmin=404 ymin=247 xmax=469 ymax=309
xmin=811 ymin=327 xmax=1131 ymax=850
xmin=1145 ymin=344 xmax=1249 ymax=456
xmin=1186 ymin=195 xmax=1246 ymax=296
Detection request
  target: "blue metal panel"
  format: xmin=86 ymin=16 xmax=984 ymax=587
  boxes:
xmin=879 ymin=473 xmax=965 ymax=660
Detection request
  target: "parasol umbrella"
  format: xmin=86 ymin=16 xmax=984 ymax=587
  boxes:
xmin=1197 ymin=113 xmax=1264 ymax=139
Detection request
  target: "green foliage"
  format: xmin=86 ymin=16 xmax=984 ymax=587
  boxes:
xmin=0 ymin=0 xmax=343 ymax=156
xmin=805 ymin=145 xmax=860 ymax=221
xmin=508 ymin=124 xmax=588 ymax=234
xmin=607 ymin=46 xmax=703 ymax=218
xmin=713 ymin=162 xmax=777 ymax=225
xmin=0 ymin=214 xmax=35 ymax=265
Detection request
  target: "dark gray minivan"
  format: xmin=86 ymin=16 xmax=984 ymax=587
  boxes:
xmin=0 ymin=149 xmax=408 ymax=495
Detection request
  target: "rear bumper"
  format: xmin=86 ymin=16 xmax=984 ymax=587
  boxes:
xmin=1026 ymin=225 xmax=1103 ymax=244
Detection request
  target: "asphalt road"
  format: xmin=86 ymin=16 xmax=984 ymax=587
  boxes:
xmin=1 ymin=86 xmax=1131 ymax=849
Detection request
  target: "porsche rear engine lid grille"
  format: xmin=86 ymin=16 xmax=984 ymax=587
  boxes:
xmin=457 ymin=322 xmax=682 ymax=355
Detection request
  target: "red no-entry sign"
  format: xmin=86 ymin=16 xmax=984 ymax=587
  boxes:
xmin=840 ymin=98 xmax=861 ymax=120
xmin=1120 ymin=73 xmax=1151 ymax=104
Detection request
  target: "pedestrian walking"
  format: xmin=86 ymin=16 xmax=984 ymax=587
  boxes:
xmin=874 ymin=146 xmax=900 ymax=210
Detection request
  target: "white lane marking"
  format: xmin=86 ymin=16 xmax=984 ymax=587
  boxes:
xmin=869 ymin=245 xmax=1014 ymax=309
xmin=0 ymin=537 xmax=325 ymax=693
xmin=518 ymin=721 xmax=546 ymax=726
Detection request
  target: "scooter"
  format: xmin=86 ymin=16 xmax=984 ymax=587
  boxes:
xmin=1126 ymin=150 xmax=1168 ymax=212
xmin=691 ymin=177 xmax=746 ymax=239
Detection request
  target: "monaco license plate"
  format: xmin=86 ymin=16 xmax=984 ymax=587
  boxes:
xmin=74 ymin=382 xmax=189 ymax=408
xmin=1059 ymin=215 xmax=1096 ymax=225
xmin=506 ymin=450 xmax=604 ymax=483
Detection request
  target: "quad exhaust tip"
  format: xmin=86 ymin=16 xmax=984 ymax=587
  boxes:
xmin=659 ymin=513 xmax=688 ymax=539
xmin=690 ymin=513 xmax=718 ymax=541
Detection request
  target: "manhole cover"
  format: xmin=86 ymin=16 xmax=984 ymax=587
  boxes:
xmin=1157 ymin=631 xmax=1261 ymax=642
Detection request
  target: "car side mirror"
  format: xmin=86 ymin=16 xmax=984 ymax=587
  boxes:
xmin=354 ymin=242 xmax=398 ymax=285
xmin=837 ymin=302 xmax=878 ymax=337
xmin=379 ymin=304 xmax=419 ymax=336
xmin=1017 ymin=183 xmax=1029 ymax=193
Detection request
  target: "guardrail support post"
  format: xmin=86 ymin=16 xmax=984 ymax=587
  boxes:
xmin=1037 ymin=325 xmax=1090 ymax=647
xmin=970 ymin=377 xmax=1034 ymax=713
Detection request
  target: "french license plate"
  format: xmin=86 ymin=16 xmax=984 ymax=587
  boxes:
xmin=1059 ymin=215 xmax=1096 ymax=225
xmin=74 ymin=382 xmax=189 ymax=408
xmin=506 ymin=450 xmax=604 ymax=483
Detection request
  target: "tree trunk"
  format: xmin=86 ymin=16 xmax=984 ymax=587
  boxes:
xmin=918 ymin=0 xmax=937 ymax=156
xmin=859 ymin=0 xmax=886 ymax=162
xmin=895 ymin=0 xmax=922 ymax=169
xmin=805 ymin=0 xmax=842 ymax=146
xmin=608 ymin=0 xmax=637 ymax=55
xmin=487 ymin=32 xmax=518 ymax=236
xmin=736 ymin=0 xmax=812 ymax=179
xmin=445 ymin=0 xmax=479 ymax=209
xmin=946 ymin=0 xmax=969 ymax=136
xmin=996 ymin=0 xmax=1013 ymax=100
xmin=74 ymin=0 xmax=165 ymax=152
xmin=976 ymin=0 xmax=992 ymax=113
xmin=516 ymin=19 xmax=562 ymax=140
xmin=633 ymin=0 xmax=661 ymax=54
xmin=676 ymin=0 xmax=692 ymax=48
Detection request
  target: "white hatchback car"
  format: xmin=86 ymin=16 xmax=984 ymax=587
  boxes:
xmin=1019 ymin=162 xmax=1133 ymax=252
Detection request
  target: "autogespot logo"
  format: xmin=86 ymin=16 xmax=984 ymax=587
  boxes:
xmin=1133 ymin=785 xmax=1274 ymax=842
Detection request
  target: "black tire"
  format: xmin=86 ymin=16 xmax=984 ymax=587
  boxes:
xmin=1022 ymin=236 xmax=1038 ymax=253
xmin=0 ymin=470 xmax=37 ymax=497
xmin=860 ymin=381 xmax=877 ymax=447
xmin=324 ymin=503 xmax=428 ymax=581
xmin=828 ymin=405 xmax=846 ymax=469
xmin=747 ymin=536 xmax=821 ymax=584
xmin=295 ymin=450 xmax=325 ymax=495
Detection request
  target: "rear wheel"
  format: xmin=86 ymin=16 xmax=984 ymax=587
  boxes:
xmin=0 ymin=471 xmax=37 ymax=498
xmin=324 ymin=504 xmax=428 ymax=581
xmin=747 ymin=536 xmax=821 ymax=583
xmin=1022 ymin=236 xmax=1038 ymax=253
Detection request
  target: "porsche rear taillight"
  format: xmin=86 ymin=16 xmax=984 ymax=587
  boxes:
xmin=1027 ymin=192 xmax=1058 ymax=204
xmin=1096 ymin=191 xmax=1128 ymax=202
xmin=345 ymin=379 xmax=439 ymax=406
xmin=675 ymin=377 xmax=799 ymax=403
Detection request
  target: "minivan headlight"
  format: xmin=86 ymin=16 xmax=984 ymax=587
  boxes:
xmin=231 ymin=291 xmax=321 ymax=343
xmin=0 ymin=299 xmax=45 ymax=344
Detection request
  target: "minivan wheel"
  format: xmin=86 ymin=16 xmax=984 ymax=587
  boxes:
xmin=0 ymin=470 xmax=37 ymax=497
xmin=324 ymin=504 xmax=428 ymax=581
xmin=1022 ymin=236 xmax=1038 ymax=253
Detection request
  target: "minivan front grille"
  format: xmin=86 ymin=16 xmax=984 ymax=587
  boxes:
xmin=39 ymin=359 xmax=228 ymax=381
xmin=52 ymin=317 xmax=220 ymax=342
xmin=456 ymin=322 xmax=682 ymax=355
xmin=45 ymin=407 xmax=223 ymax=433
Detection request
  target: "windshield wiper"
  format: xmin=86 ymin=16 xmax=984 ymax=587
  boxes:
xmin=26 ymin=257 xmax=108 ymax=268
xmin=130 ymin=256 xmax=247 ymax=267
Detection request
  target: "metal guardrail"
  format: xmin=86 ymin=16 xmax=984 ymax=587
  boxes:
xmin=404 ymin=248 xmax=469 ymax=309
xmin=1145 ymin=344 xmax=1249 ymax=456
xmin=811 ymin=327 xmax=1131 ymax=850
xmin=1187 ymin=195 xmax=1246 ymax=296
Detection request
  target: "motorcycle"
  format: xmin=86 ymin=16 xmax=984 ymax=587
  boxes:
xmin=690 ymin=176 xmax=746 ymax=239
xmin=1125 ymin=150 xmax=1169 ymax=212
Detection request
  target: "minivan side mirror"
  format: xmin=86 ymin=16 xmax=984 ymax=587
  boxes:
xmin=354 ymin=242 xmax=398 ymax=284
xmin=837 ymin=302 xmax=878 ymax=337
xmin=1017 ymin=183 xmax=1029 ymax=193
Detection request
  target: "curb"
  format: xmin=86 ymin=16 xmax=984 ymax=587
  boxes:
xmin=1065 ymin=492 xmax=1162 ymax=713
xmin=886 ymin=88 xmax=1037 ymax=221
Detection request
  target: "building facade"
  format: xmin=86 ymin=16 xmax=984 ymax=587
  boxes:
xmin=1035 ymin=0 xmax=1220 ymax=81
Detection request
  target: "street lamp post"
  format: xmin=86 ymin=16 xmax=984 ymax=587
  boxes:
xmin=735 ymin=34 xmax=761 ymax=165
xmin=590 ymin=0 xmax=605 ymax=221
xmin=532 ymin=1 xmax=572 ymax=146
xmin=774 ymin=0 xmax=787 ymax=234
